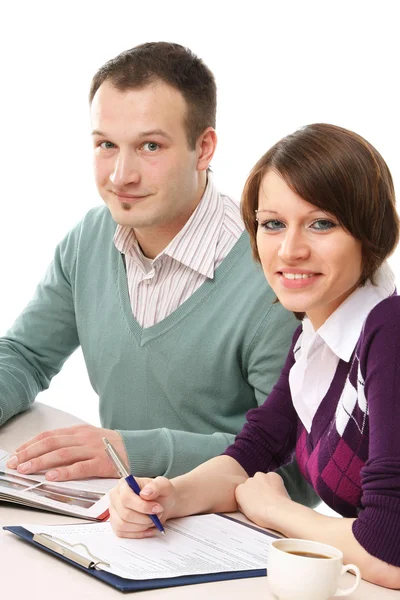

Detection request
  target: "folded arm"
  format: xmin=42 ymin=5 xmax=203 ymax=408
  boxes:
xmin=235 ymin=472 xmax=400 ymax=589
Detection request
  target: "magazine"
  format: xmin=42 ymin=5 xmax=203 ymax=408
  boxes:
xmin=0 ymin=448 xmax=112 ymax=520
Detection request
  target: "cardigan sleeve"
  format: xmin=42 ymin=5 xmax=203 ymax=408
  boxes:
xmin=352 ymin=296 xmax=400 ymax=567
xmin=224 ymin=327 xmax=301 ymax=476
xmin=0 ymin=223 xmax=81 ymax=426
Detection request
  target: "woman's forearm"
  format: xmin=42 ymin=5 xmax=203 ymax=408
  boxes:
xmin=270 ymin=500 xmax=400 ymax=589
xmin=170 ymin=455 xmax=248 ymax=518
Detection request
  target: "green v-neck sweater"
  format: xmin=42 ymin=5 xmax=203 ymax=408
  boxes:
xmin=0 ymin=206 xmax=310 ymax=498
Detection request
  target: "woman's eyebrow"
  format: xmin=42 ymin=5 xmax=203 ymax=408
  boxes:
xmin=256 ymin=208 xmax=323 ymax=215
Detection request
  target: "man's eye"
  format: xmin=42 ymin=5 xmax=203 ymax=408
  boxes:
xmin=310 ymin=219 xmax=336 ymax=231
xmin=99 ymin=141 xmax=115 ymax=149
xmin=143 ymin=142 xmax=160 ymax=152
xmin=261 ymin=220 xmax=285 ymax=230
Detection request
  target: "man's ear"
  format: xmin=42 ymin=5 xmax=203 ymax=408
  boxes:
xmin=196 ymin=127 xmax=217 ymax=171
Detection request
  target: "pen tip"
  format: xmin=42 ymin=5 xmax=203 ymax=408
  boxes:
xmin=161 ymin=531 xmax=166 ymax=536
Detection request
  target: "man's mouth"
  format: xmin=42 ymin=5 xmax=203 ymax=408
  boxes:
xmin=112 ymin=191 xmax=151 ymax=201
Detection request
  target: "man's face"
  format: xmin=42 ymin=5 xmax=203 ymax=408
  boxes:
xmin=91 ymin=81 xmax=204 ymax=235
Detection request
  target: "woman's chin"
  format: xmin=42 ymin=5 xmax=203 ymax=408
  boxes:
xmin=275 ymin=297 xmax=308 ymax=314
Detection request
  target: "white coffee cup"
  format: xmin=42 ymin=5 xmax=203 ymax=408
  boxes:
xmin=268 ymin=538 xmax=361 ymax=600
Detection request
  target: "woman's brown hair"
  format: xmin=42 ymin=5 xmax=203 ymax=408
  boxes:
xmin=242 ymin=123 xmax=399 ymax=287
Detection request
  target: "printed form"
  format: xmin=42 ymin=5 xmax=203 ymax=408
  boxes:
xmin=24 ymin=514 xmax=275 ymax=580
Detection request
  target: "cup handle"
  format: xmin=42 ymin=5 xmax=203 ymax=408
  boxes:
xmin=333 ymin=564 xmax=361 ymax=597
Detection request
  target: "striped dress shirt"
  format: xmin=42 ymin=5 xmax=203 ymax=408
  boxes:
xmin=113 ymin=176 xmax=244 ymax=328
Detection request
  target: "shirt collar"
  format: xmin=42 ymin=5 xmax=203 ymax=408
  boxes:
xmin=113 ymin=227 xmax=146 ymax=271
xmin=298 ymin=262 xmax=396 ymax=362
xmin=113 ymin=174 xmax=224 ymax=278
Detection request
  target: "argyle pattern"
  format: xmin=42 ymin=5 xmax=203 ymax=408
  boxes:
xmin=296 ymin=351 xmax=369 ymax=518
xmin=225 ymin=296 xmax=400 ymax=566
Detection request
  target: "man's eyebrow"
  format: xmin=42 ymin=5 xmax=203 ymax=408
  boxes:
xmin=138 ymin=129 xmax=172 ymax=140
xmin=91 ymin=128 xmax=172 ymax=140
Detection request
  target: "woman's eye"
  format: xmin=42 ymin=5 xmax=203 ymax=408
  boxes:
xmin=99 ymin=141 xmax=115 ymax=149
xmin=143 ymin=142 xmax=160 ymax=152
xmin=310 ymin=219 xmax=336 ymax=231
xmin=261 ymin=219 xmax=285 ymax=230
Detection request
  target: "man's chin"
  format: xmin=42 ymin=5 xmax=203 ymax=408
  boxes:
xmin=107 ymin=208 xmax=133 ymax=227
xmin=106 ymin=202 xmax=134 ymax=225
xmin=107 ymin=205 xmax=158 ymax=229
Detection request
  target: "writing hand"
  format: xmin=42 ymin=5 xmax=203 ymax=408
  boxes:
xmin=6 ymin=425 xmax=128 ymax=481
xmin=235 ymin=471 xmax=292 ymax=530
xmin=109 ymin=476 xmax=176 ymax=538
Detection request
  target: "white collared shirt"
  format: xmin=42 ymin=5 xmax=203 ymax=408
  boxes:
xmin=113 ymin=176 xmax=243 ymax=328
xmin=289 ymin=263 xmax=396 ymax=432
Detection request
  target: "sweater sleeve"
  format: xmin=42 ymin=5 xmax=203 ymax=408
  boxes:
xmin=224 ymin=328 xmax=300 ymax=476
xmin=0 ymin=224 xmax=81 ymax=426
xmin=352 ymin=297 xmax=400 ymax=567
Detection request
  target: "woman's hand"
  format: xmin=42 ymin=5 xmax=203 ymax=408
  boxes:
xmin=235 ymin=471 xmax=292 ymax=530
xmin=109 ymin=476 xmax=177 ymax=538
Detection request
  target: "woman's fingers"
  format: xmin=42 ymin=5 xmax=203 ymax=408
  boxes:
xmin=109 ymin=477 xmax=173 ymax=537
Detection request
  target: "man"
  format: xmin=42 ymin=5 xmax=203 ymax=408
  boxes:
xmin=0 ymin=42 xmax=316 ymax=505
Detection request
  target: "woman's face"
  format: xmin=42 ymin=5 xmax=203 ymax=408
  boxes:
xmin=256 ymin=170 xmax=363 ymax=330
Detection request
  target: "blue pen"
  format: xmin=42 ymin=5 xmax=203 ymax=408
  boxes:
xmin=102 ymin=437 xmax=165 ymax=535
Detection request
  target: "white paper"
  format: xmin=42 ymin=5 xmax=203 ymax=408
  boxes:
xmin=24 ymin=514 xmax=273 ymax=580
xmin=0 ymin=448 xmax=112 ymax=519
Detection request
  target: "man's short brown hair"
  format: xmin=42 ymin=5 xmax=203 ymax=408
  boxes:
xmin=242 ymin=123 xmax=399 ymax=286
xmin=89 ymin=42 xmax=216 ymax=149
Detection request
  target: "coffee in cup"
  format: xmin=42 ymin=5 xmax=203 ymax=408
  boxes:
xmin=267 ymin=538 xmax=361 ymax=600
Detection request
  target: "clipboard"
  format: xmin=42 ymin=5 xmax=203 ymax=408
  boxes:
xmin=3 ymin=519 xmax=270 ymax=593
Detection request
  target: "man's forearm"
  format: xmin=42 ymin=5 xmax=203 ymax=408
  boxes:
xmin=0 ymin=341 xmax=43 ymax=427
xmin=119 ymin=427 xmax=237 ymax=478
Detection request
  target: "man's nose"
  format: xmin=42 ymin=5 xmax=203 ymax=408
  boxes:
xmin=109 ymin=153 xmax=140 ymax=187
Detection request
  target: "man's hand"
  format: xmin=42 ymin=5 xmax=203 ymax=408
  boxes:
xmin=235 ymin=471 xmax=292 ymax=530
xmin=6 ymin=425 xmax=128 ymax=481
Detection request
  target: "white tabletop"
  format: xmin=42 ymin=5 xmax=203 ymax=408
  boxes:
xmin=0 ymin=402 xmax=397 ymax=599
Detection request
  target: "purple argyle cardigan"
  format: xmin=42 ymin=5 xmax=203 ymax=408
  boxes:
xmin=224 ymin=296 xmax=400 ymax=566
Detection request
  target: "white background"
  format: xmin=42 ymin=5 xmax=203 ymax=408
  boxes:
xmin=0 ymin=0 xmax=399 ymax=427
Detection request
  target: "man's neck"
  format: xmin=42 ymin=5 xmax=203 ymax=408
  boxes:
xmin=135 ymin=177 xmax=208 ymax=259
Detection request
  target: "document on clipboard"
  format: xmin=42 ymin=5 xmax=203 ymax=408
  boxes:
xmin=0 ymin=448 xmax=111 ymax=520
xmin=4 ymin=514 xmax=277 ymax=592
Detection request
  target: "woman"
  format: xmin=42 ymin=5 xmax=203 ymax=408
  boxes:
xmin=109 ymin=123 xmax=400 ymax=588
